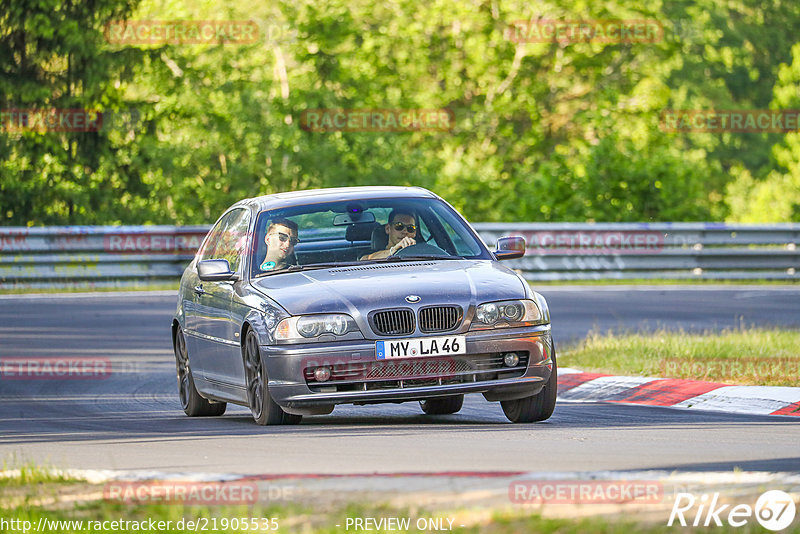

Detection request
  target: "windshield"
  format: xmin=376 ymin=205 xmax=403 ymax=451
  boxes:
xmin=250 ymin=197 xmax=491 ymax=278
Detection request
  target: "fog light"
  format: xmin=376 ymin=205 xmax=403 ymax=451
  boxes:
xmin=314 ymin=366 xmax=331 ymax=382
xmin=503 ymin=352 xmax=519 ymax=367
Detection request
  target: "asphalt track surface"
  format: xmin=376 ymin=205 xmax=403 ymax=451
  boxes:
xmin=1 ymin=286 xmax=799 ymax=475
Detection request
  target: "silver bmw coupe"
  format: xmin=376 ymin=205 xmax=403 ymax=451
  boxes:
xmin=171 ymin=186 xmax=556 ymax=424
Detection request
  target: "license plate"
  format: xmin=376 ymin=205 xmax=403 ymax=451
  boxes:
xmin=376 ymin=336 xmax=466 ymax=360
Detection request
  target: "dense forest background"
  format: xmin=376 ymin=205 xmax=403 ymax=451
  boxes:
xmin=2 ymin=0 xmax=800 ymax=225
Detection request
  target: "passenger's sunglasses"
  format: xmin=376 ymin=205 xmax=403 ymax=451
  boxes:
xmin=392 ymin=222 xmax=417 ymax=233
xmin=268 ymin=232 xmax=299 ymax=245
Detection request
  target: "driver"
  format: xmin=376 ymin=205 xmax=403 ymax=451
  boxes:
xmin=360 ymin=210 xmax=418 ymax=260
xmin=260 ymin=218 xmax=299 ymax=271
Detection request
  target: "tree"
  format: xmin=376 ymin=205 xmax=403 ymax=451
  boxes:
xmin=0 ymin=0 xmax=141 ymax=224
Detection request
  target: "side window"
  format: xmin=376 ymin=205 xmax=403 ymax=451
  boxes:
xmin=431 ymin=208 xmax=482 ymax=257
xmin=440 ymin=219 xmax=480 ymax=256
xmin=417 ymin=218 xmax=431 ymax=242
xmin=199 ymin=208 xmax=251 ymax=272
xmin=198 ymin=213 xmax=234 ymax=262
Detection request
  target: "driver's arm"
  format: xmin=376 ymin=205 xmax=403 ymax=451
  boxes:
xmin=360 ymin=247 xmax=394 ymax=260
xmin=360 ymin=237 xmax=415 ymax=260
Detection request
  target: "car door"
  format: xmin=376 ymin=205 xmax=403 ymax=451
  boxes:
xmin=185 ymin=208 xmax=249 ymax=382
xmin=202 ymin=207 xmax=252 ymax=385
xmin=183 ymin=214 xmax=229 ymax=360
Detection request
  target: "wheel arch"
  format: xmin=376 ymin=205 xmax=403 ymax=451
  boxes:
xmin=240 ymin=320 xmax=254 ymax=359
xmin=242 ymin=308 xmax=273 ymax=347
xmin=171 ymin=319 xmax=180 ymax=351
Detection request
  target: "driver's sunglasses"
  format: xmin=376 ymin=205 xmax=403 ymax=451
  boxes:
xmin=269 ymin=232 xmax=299 ymax=245
xmin=392 ymin=222 xmax=417 ymax=233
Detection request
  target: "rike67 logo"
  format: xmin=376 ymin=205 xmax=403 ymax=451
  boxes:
xmin=669 ymin=490 xmax=797 ymax=531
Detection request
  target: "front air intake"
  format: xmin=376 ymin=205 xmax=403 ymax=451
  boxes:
xmin=418 ymin=306 xmax=462 ymax=333
xmin=370 ymin=308 xmax=415 ymax=336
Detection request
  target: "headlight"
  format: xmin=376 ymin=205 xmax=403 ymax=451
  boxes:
xmin=276 ymin=314 xmax=360 ymax=341
xmin=532 ymin=291 xmax=550 ymax=324
xmin=471 ymin=299 xmax=544 ymax=329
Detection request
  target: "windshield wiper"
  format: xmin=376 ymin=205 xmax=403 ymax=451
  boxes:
xmin=301 ymin=261 xmax=364 ymax=269
xmin=375 ymin=255 xmax=464 ymax=262
xmin=253 ymin=262 xmax=363 ymax=277
xmin=254 ymin=257 xmax=464 ymax=277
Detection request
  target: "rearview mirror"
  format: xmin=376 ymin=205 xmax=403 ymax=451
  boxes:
xmin=495 ymin=236 xmax=526 ymax=260
xmin=197 ymin=259 xmax=239 ymax=281
xmin=333 ymin=212 xmax=376 ymax=225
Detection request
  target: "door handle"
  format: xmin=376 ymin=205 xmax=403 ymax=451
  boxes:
xmin=193 ymin=285 xmax=205 ymax=296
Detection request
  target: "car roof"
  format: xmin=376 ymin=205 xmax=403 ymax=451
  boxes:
xmin=233 ymin=186 xmax=441 ymax=212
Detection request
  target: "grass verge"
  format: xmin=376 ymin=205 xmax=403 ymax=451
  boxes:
xmin=0 ymin=481 xmax=710 ymax=534
xmin=3 ymin=278 xmax=798 ymax=295
xmin=561 ymin=328 xmax=800 ymax=386
xmin=3 ymin=464 xmax=800 ymax=533
xmin=528 ymin=278 xmax=799 ymax=286
xmin=0 ymin=282 xmax=179 ymax=295
xmin=0 ymin=460 xmax=79 ymax=487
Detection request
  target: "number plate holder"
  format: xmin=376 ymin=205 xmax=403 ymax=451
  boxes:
xmin=376 ymin=336 xmax=466 ymax=360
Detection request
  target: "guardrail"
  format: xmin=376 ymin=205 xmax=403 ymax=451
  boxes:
xmin=473 ymin=223 xmax=800 ymax=281
xmin=0 ymin=226 xmax=209 ymax=290
xmin=0 ymin=223 xmax=798 ymax=289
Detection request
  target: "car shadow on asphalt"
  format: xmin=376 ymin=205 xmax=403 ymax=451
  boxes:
xmin=1 ymin=400 xmax=797 ymax=445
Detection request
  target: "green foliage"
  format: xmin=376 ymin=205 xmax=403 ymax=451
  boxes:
xmin=1 ymin=0 xmax=800 ymax=224
xmin=726 ymin=43 xmax=800 ymax=222
xmin=0 ymin=0 xmax=141 ymax=223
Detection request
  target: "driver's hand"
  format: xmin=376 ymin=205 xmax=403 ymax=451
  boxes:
xmin=390 ymin=236 xmax=416 ymax=254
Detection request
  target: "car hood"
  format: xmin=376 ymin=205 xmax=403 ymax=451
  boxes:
xmin=251 ymin=260 xmax=527 ymax=316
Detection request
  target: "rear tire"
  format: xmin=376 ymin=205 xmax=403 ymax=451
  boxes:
xmin=174 ymin=327 xmax=227 ymax=417
xmin=420 ymin=395 xmax=464 ymax=415
xmin=243 ymin=329 xmax=302 ymax=425
xmin=501 ymin=349 xmax=557 ymax=423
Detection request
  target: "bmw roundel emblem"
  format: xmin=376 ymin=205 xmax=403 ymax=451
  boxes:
xmin=405 ymin=295 xmax=421 ymax=303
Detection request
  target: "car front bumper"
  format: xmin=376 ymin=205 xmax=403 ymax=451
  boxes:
xmin=262 ymin=326 xmax=554 ymax=413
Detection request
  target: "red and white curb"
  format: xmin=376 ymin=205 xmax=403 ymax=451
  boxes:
xmin=557 ymin=368 xmax=800 ymax=416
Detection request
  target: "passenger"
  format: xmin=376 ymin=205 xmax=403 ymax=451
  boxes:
xmin=361 ymin=210 xmax=418 ymax=260
xmin=261 ymin=218 xmax=299 ymax=271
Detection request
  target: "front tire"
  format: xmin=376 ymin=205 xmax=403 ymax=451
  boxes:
xmin=501 ymin=349 xmax=557 ymax=423
xmin=174 ymin=327 xmax=226 ymax=417
xmin=243 ymin=330 xmax=302 ymax=426
xmin=420 ymin=395 xmax=464 ymax=415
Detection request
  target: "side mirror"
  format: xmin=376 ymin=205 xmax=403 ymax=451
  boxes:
xmin=197 ymin=259 xmax=239 ymax=281
xmin=495 ymin=236 xmax=526 ymax=260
